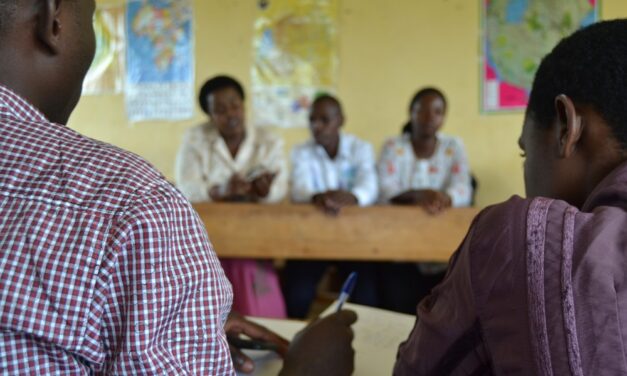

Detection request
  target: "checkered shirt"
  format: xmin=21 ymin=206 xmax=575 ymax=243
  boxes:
xmin=0 ymin=85 xmax=235 ymax=375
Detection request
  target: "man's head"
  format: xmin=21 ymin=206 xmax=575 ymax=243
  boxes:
xmin=309 ymin=94 xmax=344 ymax=152
xmin=521 ymin=19 xmax=627 ymax=208
xmin=198 ymin=75 xmax=246 ymax=140
xmin=0 ymin=0 xmax=96 ymax=124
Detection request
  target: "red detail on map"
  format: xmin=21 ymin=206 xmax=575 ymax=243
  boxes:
xmin=499 ymin=82 xmax=528 ymax=108
xmin=486 ymin=64 xmax=497 ymax=80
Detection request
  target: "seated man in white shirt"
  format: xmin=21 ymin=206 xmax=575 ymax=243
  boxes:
xmin=283 ymin=94 xmax=380 ymax=318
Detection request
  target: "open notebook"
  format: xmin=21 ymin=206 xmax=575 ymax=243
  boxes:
xmin=239 ymin=302 xmax=416 ymax=376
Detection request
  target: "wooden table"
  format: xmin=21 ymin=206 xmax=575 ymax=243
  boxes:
xmin=192 ymin=203 xmax=481 ymax=262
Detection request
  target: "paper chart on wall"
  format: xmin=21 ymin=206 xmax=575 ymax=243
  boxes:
xmin=251 ymin=0 xmax=340 ymax=128
xmin=83 ymin=4 xmax=125 ymax=96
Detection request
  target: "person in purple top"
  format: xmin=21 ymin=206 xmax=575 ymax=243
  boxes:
xmin=391 ymin=18 xmax=627 ymax=375
xmin=278 ymin=19 xmax=627 ymax=375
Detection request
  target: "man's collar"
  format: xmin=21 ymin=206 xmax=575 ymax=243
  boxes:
xmin=0 ymin=85 xmax=48 ymax=124
xmin=314 ymin=132 xmax=348 ymax=159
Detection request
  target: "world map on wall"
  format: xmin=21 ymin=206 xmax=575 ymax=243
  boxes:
xmin=127 ymin=0 xmax=193 ymax=83
xmin=483 ymin=0 xmax=598 ymax=111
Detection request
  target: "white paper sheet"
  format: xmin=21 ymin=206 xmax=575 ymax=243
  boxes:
xmin=240 ymin=302 xmax=416 ymax=376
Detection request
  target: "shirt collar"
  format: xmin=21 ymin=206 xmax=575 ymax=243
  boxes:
xmin=204 ymin=122 xmax=257 ymax=163
xmin=337 ymin=133 xmax=351 ymax=158
xmin=314 ymin=132 xmax=350 ymax=160
xmin=204 ymin=122 xmax=256 ymax=142
xmin=0 ymin=85 xmax=49 ymax=124
xmin=582 ymin=160 xmax=627 ymax=212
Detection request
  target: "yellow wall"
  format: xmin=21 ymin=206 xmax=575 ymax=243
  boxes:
xmin=71 ymin=0 xmax=627 ymax=207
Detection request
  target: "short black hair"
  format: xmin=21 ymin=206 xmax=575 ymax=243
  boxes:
xmin=312 ymin=93 xmax=343 ymax=115
xmin=198 ymin=75 xmax=245 ymax=115
xmin=528 ymin=19 xmax=627 ymax=148
xmin=402 ymin=87 xmax=447 ymax=134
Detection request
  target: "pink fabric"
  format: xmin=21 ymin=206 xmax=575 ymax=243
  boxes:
xmin=221 ymin=259 xmax=287 ymax=318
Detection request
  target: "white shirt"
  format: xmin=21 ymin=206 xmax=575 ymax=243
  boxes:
xmin=175 ymin=123 xmax=287 ymax=203
xmin=377 ymin=133 xmax=472 ymax=207
xmin=290 ymin=133 xmax=378 ymax=206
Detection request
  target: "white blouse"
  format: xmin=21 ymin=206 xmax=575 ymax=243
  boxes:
xmin=377 ymin=133 xmax=472 ymax=207
xmin=290 ymin=133 xmax=378 ymax=206
xmin=175 ymin=123 xmax=287 ymax=203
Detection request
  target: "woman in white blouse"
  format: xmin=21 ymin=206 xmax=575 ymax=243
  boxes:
xmin=175 ymin=76 xmax=287 ymax=204
xmin=377 ymin=87 xmax=473 ymax=313
xmin=175 ymin=75 xmax=287 ymax=318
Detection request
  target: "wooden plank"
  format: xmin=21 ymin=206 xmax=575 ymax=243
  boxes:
xmin=192 ymin=203 xmax=481 ymax=262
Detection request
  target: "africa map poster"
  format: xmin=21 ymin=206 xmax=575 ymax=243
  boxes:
xmin=125 ymin=0 xmax=194 ymax=122
xmin=482 ymin=0 xmax=598 ymax=112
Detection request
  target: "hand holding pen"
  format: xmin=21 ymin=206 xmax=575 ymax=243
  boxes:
xmin=280 ymin=310 xmax=358 ymax=376
xmin=279 ymin=272 xmax=360 ymax=375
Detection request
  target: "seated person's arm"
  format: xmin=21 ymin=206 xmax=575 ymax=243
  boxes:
xmin=393 ymin=219 xmax=493 ymax=375
xmin=290 ymin=147 xmax=319 ymax=203
xmin=312 ymin=190 xmax=358 ymax=216
xmin=101 ymin=186 xmax=233 ymax=374
xmin=443 ymin=138 xmax=473 ymax=207
xmin=349 ymin=141 xmax=378 ymax=206
xmin=391 ymin=189 xmax=452 ymax=214
xmin=209 ymin=173 xmax=257 ymax=202
xmin=254 ymin=136 xmax=288 ymax=203
xmin=377 ymin=139 xmax=405 ymax=202
xmin=279 ymin=311 xmax=358 ymax=376
xmin=175 ymin=141 xmax=212 ymax=202
xmin=225 ymin=312 xmax=289 ymax=373
xmin=313 ymin=142 xmax=378 ymax=215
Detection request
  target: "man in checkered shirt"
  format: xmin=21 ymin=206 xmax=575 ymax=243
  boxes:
xmin=0 ymin=1 xmax=358 ymax=375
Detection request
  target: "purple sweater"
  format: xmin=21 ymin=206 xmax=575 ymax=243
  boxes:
xmin=394 ymin=161 xmax=627 ymax=375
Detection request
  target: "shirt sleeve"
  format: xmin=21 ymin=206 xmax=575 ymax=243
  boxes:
xmin=100 ymin=183 xmax=234 ymax=375
xmin=350 ymin=141 xmax=378 ymax=206
xmin=377 ymin=139 xmax=405 ymax=202
xmin=290 ymin=146 xmax=318 ymax=203
xmin=260 ymin=136 xmax=288 ymax=204
xmin=393 ymin=198 xmax=532 ymax=375
xmin=394 ymin=224 xmax=484 ymax=375
xmin=175 ymin=133 xmax=211 ymax=203
xmin=444 ymin=138 xmax=473 ymax=207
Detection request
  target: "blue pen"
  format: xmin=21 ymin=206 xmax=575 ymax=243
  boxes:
xmin=336 ymin=272 xmax=358 ymax=312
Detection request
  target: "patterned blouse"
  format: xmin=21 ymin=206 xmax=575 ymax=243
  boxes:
xmin=377 ymin=133 xmax=472 ymax=207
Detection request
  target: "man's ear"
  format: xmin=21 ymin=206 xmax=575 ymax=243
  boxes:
xmin=554 ymin=94 xmax=583 ymax=158
xmin=36 ymin=0 xmax=63 ymax=55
